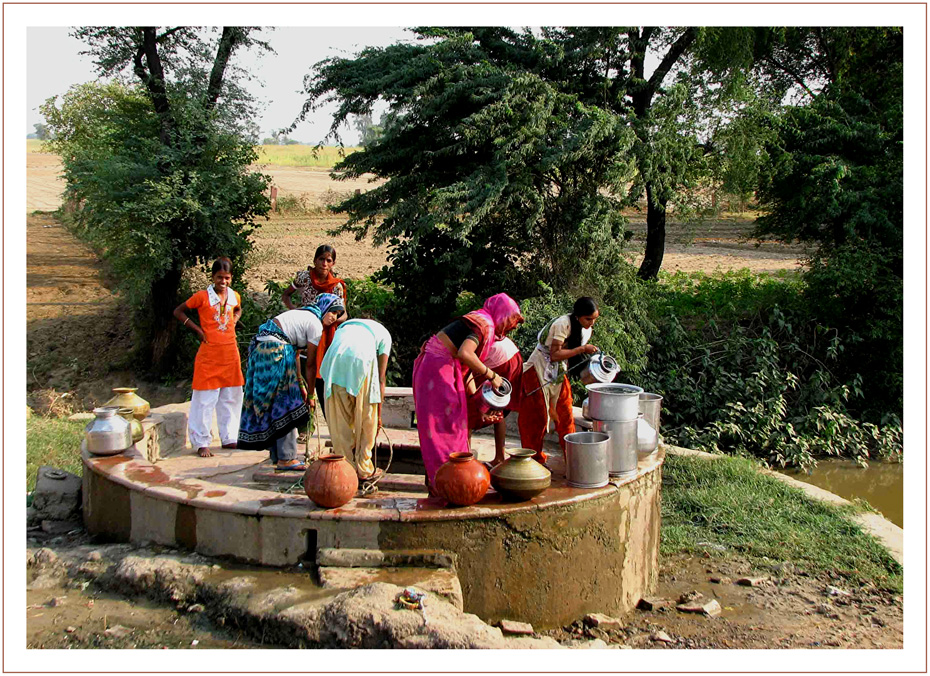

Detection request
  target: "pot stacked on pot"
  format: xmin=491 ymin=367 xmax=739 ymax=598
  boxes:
xmin=580 ymin=384 xmax=645 ymax=481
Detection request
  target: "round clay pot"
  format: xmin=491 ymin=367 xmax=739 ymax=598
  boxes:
xmin=105 ymin=387 xmax=150 ymax=420
xmin=117 ymin=407 xmax=144 ymax=443
xmin=490 ymin=448 xmax=551 ymax=500
xmin=303 ymin=454 xmax=359 ymax=508
xmin=434 ymin=452 xmax=490 ymax=506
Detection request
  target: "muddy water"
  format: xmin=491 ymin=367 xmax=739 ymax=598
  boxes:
xmin=779 ymin=460 xmax=903 ymax=528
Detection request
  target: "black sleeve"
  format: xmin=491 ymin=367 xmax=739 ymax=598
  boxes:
xmin=440 ymin=319 xmax=479 ymax=349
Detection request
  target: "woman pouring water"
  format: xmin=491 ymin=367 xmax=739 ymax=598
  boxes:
xmin=518 ymin=297 xmax=600 ymax=464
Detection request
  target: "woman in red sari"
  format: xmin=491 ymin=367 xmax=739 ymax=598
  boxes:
xmin=412 ymin=294 xmax=524 ymax=487
xmin=280 ymin=244 xmax=348 ymax=413
xmin=466 ymin=337 xmax=524 ymax=467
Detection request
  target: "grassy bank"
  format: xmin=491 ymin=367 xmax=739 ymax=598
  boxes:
xmin=26 ymin=417 xmax=86 ymax=493
xmin=661 ymin=452 xmax=902 ymax=592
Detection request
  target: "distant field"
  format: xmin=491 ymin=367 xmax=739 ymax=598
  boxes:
xmin=254 ymin=144 xmax=361 ymax=168
xmin=27 ymin=139 xmax=47 ymax=153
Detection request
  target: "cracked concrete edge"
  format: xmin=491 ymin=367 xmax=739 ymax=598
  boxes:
xmin=664 ymin=445 xmax=903 ymax=566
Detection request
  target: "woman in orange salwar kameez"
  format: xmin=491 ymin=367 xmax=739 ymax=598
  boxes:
xmin=518 ymin=297 xmax=600 ymax=464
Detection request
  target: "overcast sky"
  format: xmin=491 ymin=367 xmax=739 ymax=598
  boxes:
xmin=27 ymin=26 xmax=415 ymax=145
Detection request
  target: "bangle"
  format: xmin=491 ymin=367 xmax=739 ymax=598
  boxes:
xmin=485 ymin=366 xmax=491 ymax=377
xmin=183 ymin=318 xmax=190 ymax=326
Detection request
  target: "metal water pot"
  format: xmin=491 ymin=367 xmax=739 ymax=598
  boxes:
xmin=592 ymin=418 xmax=638 ymax=477
xmin=585 ymin=383 xmax=644 ymax=421
xmin=563 ymin=431 xmax=610 ymax=488
xmin=579 ymin=352 xmax=620 ymax=385
xmin=480 ymin=378 xmax=512 ymax=410
xmin=84 ymin=407 xmax=133 ymax=455
xmin=637 ymin=413 xmax=658 ymax=454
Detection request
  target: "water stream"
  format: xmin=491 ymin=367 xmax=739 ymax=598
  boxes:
xmin=778 ymin=459 xmax=904 ymax=528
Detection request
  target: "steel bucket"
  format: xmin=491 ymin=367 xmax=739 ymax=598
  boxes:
xmin=563 ymin=431 xmax=610 ymax=488
xmin=592 ymin=419 xmax=638 ymax=477
xmin=585 ymin=383 xmax=644 ymax=421
xmin=639 ymin=393 xmax=663 ymax=435
xmin=637 ymin=413 xmax=658 ymax=454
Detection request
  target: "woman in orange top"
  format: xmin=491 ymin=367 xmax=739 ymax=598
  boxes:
xmin=279 ymin=244 xmax=349 ymax=414
xmin=173 ymin=257 xmax=245 ymax=457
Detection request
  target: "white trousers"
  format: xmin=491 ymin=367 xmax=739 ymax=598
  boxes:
xmin=188 ymin=387 xmax=243 ymax=449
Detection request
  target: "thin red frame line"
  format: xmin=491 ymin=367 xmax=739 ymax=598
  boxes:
xmin=7 ymin=10 xmax=924 ymax=673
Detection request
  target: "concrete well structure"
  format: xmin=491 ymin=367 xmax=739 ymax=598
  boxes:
xmin=82 ymin=389 xmax=664 ymax=628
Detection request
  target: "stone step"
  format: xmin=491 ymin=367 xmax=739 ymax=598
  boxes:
xmin=377 ymin=473 xmax=428 ymax=493
xmin=317 ymin=548 xmax=456 ymax=569
xmin=317 ymin=565 xmax=464 ymax=611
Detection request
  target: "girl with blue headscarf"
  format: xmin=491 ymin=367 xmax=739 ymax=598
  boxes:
xmin=238 ymin=293 xmax=345 ymax=471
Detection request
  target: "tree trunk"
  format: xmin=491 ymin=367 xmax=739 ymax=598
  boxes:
xmin=638 ymin=183 xmax=667 ymax=281
xmin=148 ymin=266 xmax=185 ymax=375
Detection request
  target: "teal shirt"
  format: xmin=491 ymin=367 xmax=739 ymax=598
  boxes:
xmin=320 ymin=319 xmax=392 ymax=403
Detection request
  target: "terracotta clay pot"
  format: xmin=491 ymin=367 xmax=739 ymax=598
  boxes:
xmin=105 ymin=387 xmax=150 ymax=420
xmin=303 ymin=454 xmax=359 ymax=508
xmin=434 ymin=452 xmax=490 ymax=506
xmin=490 ymin=448 xmax=551 ymax=500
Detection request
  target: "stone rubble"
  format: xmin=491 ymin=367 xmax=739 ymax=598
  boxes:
xmin=583 ymin=613 xmax=624 ymax=630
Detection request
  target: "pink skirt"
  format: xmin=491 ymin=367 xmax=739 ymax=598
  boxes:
xmin=412 ymin=336 xmax=469 ymax=484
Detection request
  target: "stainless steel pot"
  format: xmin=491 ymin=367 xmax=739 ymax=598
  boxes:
xmin=84 ymin=407 xmax=132 ymax=455
xmin=639 ymin=393 xmax=663 ymax=435
xmin=592 ymin=419 xmax=638 ymax=477
xmin=563 ymin=431 xmax=610 ymax=488
xmin=637 ymin=413 xmax=658 ymax=454
xmin=581 ymin=398 xmax=591 ymax=420
xmin=585 ymin=383 xmax=644 ymax=421
xmin=480 ymin=378 xmax=512 ymax=410
xmin=579 ymin=352 xmax=620 ymax=385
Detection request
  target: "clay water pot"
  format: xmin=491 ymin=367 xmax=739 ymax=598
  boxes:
xmin=105 ymin=387 xmax=150 ymax=420
xmin=117 ymin=407 xmax=144 ymax=443
xmin=490 ymin=448 xmax=551 ymax=500
xmin=303 ymin=454 xmax=358 ymax=508
xmin=434 ymin=452 xmax=490 ymax=506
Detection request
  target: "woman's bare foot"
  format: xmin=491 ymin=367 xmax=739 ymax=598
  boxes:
xmin=221 ymin=442 xmax=237 ymax=449
xmin=198 ymin=447 xmax=213 ymax=458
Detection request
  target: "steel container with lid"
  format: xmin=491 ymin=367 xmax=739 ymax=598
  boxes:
xmin=84 ymin=407 xmax=133 ymax=455
xmin=480 ymin=377 xmax=512 ymax=410
xmin=592 ymin=418 xmax=638 ymax=477
xmin=584 ymin=383 xmax=644 ymax=421
xmin=579 ymin=352 xmax=620 ymax=385
xmin=563 ymin=431 xmax=610 ymax=488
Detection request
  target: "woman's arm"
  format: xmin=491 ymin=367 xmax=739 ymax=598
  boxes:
xmin=377 ymin=353 xmax=389 ymax=403
xmin=333 ymin=282 xmax=349 ymax=326
xmin=281 ymin=283 xmax=298 ymax=310
xmin=548 ymin=338 xmax=597 ymax=362
xmin=456 ymin=338 xmax=504 ymax=390
xmin=304 ymin=343 xmax=318 ymax=409
xmin=173 ymin=302 xmax=205 ymax=342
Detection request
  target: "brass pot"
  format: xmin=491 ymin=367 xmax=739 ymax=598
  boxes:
xmin=490 ymin=449 xmax=551 ymax=500
xmin=117 ymin=407 xmax=144 ymax=443
xmin=105 ymin=387 xmax=150 ymax=420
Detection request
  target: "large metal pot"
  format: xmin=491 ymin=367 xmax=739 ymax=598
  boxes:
xmin=84 ymin=407 xmax=133 ymax=455
xmin=584 ymin=383 xmax=644 ymax=421
xmin=490 ymin=448 xmax=551 ymax=500
xmin=592 ymin=419 xmax=638 ymax=477
xmin=579 ymin=352 xmax=620 ymax=385
xmin=637 ymin=413 xmax=658 ymax=454
xmin=563 ymin=431 xmax=610 ymax=488
xmin=480 ymin=378 xmax=512 ymax=411
xmin=639 ymin=393 xmax=663 ymax=435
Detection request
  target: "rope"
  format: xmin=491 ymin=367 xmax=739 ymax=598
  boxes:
xmin=357 ymin=407 xmax=393 ymax=496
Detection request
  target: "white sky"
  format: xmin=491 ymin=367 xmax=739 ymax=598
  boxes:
xmin=27 ymin=26 xmax=415 ymax=144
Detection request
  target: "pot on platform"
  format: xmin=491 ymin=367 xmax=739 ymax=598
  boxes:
xmin=637 ymin=414 xmax=658 ymax=454
xmin=117 ymin=407 xmax=144 ymax=443
xmin=584 ymin=383 xmax=644 ymax=421
xmin=563 ymin=431 xmax=610 ymax=488
xmin=104 ymin=387 xmax=150 ymax=420
xmin=84 ymin=407 xmax=133 ymax=456
xmin=435 ymin=452 xmax=490 ymax=506
xmin=639 ymin=393 xmax=663 ymax=436
xmin=592 ymin=418 xmax=638 ymax=477
xmin=490 ymin=449 xmax=551 ymax=500
xmin=303 ymin=454 xmax=358 ymax=508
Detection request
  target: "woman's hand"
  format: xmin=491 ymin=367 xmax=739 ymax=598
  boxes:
xmin=488 ymin=370 xmax=504 ymax=390
xmin=582 ymin=344 xmax=599 ymax=355
xmin=196 ymin=326 xmax=207 ymax=343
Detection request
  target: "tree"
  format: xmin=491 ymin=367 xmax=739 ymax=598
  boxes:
xmin=44 ymin=27 xmax=272 ymax=373
xmin=353 ymin=112 xmax=382 ymax=147
xmin=33 ymin=123 xmax=51 ymax=140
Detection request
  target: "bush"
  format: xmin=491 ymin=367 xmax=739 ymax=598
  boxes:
xmin=640 ymin=269 xmax=902 ymax=469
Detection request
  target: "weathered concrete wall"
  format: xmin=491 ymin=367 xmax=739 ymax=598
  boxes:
xmin=376 ymin=471 xmax=662 ymax=629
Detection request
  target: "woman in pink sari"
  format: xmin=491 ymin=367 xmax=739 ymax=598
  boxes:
xmin=412 ymin=294 xmax=524 ymax=488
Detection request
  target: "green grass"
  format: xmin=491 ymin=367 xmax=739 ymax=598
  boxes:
xmin=661 ymin=453 xmax=903 ymax=592
xmin=254 ymin=145 xmax=362 ymax=168
xmin=26 ymin=417 xmax=86 ymax=493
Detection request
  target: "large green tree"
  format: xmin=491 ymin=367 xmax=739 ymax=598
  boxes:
xmin=44 ymin=27 xmax=272 ymax=373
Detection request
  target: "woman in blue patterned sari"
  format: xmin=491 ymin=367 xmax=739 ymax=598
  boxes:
xmin=238 ymin=294 xmax=345 ymax=471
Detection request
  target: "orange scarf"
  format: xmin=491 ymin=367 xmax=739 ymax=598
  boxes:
xmin=309 ymin=270 xmax=348 ymax=377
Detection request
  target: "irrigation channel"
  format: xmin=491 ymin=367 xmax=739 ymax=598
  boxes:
xmin=778 ymin=460 xmax=903 ymax=528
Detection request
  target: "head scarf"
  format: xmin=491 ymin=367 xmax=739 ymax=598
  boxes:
xmin=481 ymin=293 xmax=524 ymax=339
xmin=299 ymin=292 xmax=344 ymax=320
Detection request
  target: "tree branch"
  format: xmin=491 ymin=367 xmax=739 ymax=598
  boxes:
xmin=206 ymin=27 xmax=241 ymax=109
xmin=646 ymin=27 xmax=698 ymax=95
